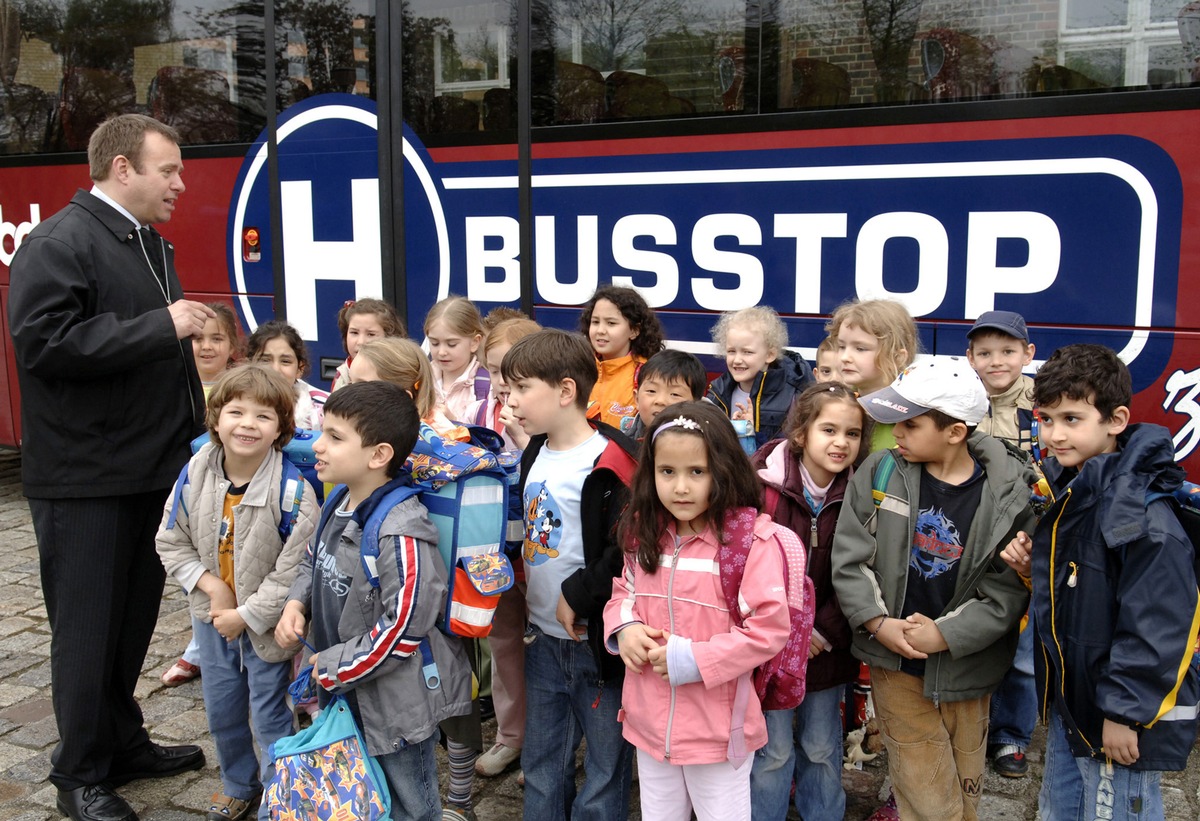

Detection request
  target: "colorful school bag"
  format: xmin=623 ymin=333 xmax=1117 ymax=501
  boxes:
xmin=716 ymin=506 xmax=816 ymax=711
xmin=265 ymin=694 xmax=390 ymax=821
xmin=317 ymin=424 xmax=514 ymax=639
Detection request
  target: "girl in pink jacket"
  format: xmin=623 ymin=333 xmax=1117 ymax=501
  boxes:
xmin=604 ymin=400 xmax=793 ymax=821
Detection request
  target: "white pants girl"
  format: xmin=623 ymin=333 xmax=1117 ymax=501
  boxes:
xmin=636 ymin=749 xmax=750 ymax=821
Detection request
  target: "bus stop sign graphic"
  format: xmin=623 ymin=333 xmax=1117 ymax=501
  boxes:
xmin=228 ymin=95 xmax=1182 ymax=397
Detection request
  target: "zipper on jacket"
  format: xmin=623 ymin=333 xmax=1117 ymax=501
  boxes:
xmin=1046 ymin=489 xmax=1094 ymax=751
xmin=662 ymin=538 xmax=685 ymax=760
xmin=810 ymin=519 xmax=818 ymax=551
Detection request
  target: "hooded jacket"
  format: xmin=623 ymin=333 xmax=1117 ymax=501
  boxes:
xmin=156 ymin=443 xmax=320 ymax=663
xmin=520 ymin=421 xmax=639 ymax=682
xmin=287 ymin=479 xmax=473 ymax=755
xmin=1032 ymin=423 xmax=1200 ymax=770
xmin=832 ymin=432 xmax=1034 ymax=703
xmin=602 ymin=516 xmax=791 ymax=764
xmin=752 ymin=439 xmax=858 ymax=691
xmin=707 ymin=350 xmax=814 ymax=448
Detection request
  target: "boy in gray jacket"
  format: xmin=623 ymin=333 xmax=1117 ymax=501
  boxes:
xmin=276 ymin=382 xmax=472 ymax=821
xmin=832 ymin=358 xmax=1033 ymax=821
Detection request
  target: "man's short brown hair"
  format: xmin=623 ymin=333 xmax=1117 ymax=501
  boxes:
xmin=88 ymin=114 xmax=180 ymax=182
xmin=501 ymin=329 xmax=598 ymax=411
xmin=204 ymin=364 xmax=296 ymax=450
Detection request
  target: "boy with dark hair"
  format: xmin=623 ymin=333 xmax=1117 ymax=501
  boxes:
xmin=158 ymin=364 xmax=320 ymax=821
xmin=276 ymin=382 xmax=472 ymax=821
xmin=833 ymin=358 xmax=1033 ymax=821
xmin=1002 ymin=344 xmax=1200 ymax=821
xmin=965 ymin=310 xmax=1039 ymax=777
xmin=619 ymin=349 xmax=708 ymax=441
xmin=501 ymin=328 xmax=638 ymax=821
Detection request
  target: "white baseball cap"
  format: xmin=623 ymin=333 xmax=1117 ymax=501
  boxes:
xmin=859 ymin=357 xmax=989 ymax=426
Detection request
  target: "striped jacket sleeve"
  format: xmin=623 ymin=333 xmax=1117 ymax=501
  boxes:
xmin=315 ymin=533 xmax=437 ymax=692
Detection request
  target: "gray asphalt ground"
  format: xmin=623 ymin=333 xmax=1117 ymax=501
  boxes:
xmin=0 ymin=448 xmax=1195 ymax=820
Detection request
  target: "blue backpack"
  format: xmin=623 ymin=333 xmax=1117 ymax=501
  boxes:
xmin=166 ymin=448 xmax=305 ymax=543
xmin=314 ymin=424 xmax=514 ymax=641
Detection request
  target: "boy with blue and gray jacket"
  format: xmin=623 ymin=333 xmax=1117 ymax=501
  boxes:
xmin=276 ymin=382 xmax=472 ymax=821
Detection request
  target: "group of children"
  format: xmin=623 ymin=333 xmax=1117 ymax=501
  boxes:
xmin=152 ymin=285 xmax=1199 ymax=821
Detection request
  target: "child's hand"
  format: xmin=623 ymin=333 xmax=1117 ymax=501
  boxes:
xmin=1000 ymin=531 xmax=1033 ymax=575
xmin=309 ymin=654 xmax=320 ymax=683
xmin=498 ymin=405 xmax=530 ymax=449
xmin=647 ymin=631 xmax=672 ymax=681
xmin=731 ymin=401 xmax=752 ymax=421
xmin=275 ymin=602 xmax=306 ymax=649
xmin=617 ymin=623 xmax=664 ymax=673
xmin=1102 ymin=719 xmax=1140 ymax=766
xmin=809 ymin=628 xmax=832 ymax=658
xmin=556 ymin=594 xmax=586 ymax=641
xmin=196 ymin=572 xmax=236 ymax=613
xmin=212 ymin=608 xmax=247 ymax=641
xmin=903 ymin=613 xmax=949 ymax=654
xmin=871 ymin=617 xmax=929 ymax=660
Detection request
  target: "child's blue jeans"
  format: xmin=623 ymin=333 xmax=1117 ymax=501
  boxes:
xmin=1039 ymin=707 xmax=1163 ymax=821
xmin=750 ymin=685 xmax=846 ymax=820
xmin=195 ymin=620 xmax=293 ymax=820
xmin=521 ymin=624 xmax=633 ymax=821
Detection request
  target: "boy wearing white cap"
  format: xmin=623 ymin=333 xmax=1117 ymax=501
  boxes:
xmin=832 ymin=357 xmax=1036 ymax=821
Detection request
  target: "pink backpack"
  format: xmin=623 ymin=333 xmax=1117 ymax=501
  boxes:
xmin=717 ymin=507 xmax=815 ymax=711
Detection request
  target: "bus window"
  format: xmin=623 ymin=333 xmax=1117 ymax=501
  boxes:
xmin=402 ymin=1 xmax=509 ymax=138
xmin=0 ymin=0 xmax=275 ymax=153
xmin=275 ymin=0 xmax=376 ymax=114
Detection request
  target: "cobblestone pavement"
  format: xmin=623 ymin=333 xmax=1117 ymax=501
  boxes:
xmin=0 ymin=448 xmax=1196 ymax=820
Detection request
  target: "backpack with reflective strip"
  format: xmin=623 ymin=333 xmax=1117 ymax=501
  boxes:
xmin=321 ymin=425 xmax=513 ymax=640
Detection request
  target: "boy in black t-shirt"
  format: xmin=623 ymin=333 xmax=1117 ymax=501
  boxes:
xmin=832 ymin=357 xmax=1034 ymax=821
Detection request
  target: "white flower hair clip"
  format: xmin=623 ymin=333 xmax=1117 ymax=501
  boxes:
xmin=651 ymin=415 xmax=702 ymax=442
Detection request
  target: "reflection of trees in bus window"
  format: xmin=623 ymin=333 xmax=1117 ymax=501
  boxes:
xmin=3 ymin=0 xmax=286 ymax=151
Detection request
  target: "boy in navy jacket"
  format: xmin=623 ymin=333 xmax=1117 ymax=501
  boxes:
xmin=1002 ymin=344 xmax=1200 ymax=820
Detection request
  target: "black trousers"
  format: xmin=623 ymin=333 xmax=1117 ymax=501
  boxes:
xmin=31 ymin=491 xmax=169 ymax=790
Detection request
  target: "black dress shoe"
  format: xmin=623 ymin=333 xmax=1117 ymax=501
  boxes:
xmin=56 ymin=784 xmax=138 ymax=821
xmin=107 ymin=742 xmax=205 ymax=786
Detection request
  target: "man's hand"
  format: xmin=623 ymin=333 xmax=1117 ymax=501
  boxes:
xmin=556 ymin=593 xmax=586 ymax=640
xmin=168 ymin=299 xmax=216 ymax=340
xmin=212 ymin=608 xmax=247 ymax=641
xmin=275 ymin=601 xmax=306 ymax=649
xmin=903 ymin=613 xmax=949 ymax=654
xmin=617 ymin=623 xmax=664 ymax=673
xmin=1000 ymin=531 xmax=1033 ymax=576
xmin=1102 ymin=719 xmax=1140 ymax=767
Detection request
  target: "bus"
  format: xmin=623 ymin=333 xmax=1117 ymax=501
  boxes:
xmin=2 ymin=0 xmax=1199 ymax=471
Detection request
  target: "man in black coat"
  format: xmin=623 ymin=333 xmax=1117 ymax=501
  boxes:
xmin=8 ymin=114 xmax=217 ymax=821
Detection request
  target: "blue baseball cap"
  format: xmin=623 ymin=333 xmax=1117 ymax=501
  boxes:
xmin=967 ymin=311 xmax=1028 ymax=342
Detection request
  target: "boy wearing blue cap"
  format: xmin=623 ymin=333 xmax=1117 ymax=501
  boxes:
xmin=966 ymin=311 xmax=1039 ymax=778
xmin=966 ymin=310 xmax=1036 ymax=454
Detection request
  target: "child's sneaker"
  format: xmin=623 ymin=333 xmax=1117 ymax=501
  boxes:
xmin=990 ymin=744 xmax=1029 ymax=777
xmin=475 ymin=742 xmax=521 ymax=777
xmin=441 ymin=804 xmax=477 ymax=821
xmin=205 ymin=792 xmax=259 ymax=821
xmin=161 ymin=658 xmax=200 ymax=687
